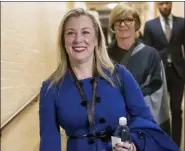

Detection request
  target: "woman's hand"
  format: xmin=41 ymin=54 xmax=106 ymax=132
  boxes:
xmin=113 ymin=142 xmax=136 ymax=151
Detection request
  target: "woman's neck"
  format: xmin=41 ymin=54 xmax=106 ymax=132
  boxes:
xmin=70 ymin=59 xmax=94 ymax=80
xmin=116 ymin=36 xmax=135 ymax=50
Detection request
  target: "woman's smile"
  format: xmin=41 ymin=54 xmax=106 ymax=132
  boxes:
xmin=72 ymin=46 xmax=86 ymax=53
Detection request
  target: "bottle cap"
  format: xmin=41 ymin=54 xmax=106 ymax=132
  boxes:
xmin=119 ymin=117 xmax=127 ymax=126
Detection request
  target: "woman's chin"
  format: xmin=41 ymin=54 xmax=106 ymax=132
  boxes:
xmin=71 ymin=56 xmax=87 ymax=63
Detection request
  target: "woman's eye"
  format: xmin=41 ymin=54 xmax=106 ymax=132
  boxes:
xmin=83 ymin=31 xmax=90 ymax=35
xmin=125 ymin=18 xmax=134 ymax=22
xmin=67 ymin=32 xmax=75 ymax=35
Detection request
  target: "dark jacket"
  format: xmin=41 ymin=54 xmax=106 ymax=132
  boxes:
xmin=143 ymin=16 xmax=185 ymax=78
xmin=108 ymin=42 xmax=170 ymax=124
xmin=108 ymin=41 xmax=162 ymax=96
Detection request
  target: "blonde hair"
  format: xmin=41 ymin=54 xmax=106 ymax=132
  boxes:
xmin=49 ymin=8 xmax=115 ymax=87
xmin=109 ymin=2 xmax=141 ymax=32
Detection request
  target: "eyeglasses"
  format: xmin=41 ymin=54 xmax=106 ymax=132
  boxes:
xmin=114 ymin=18 xmax=135 ymax=27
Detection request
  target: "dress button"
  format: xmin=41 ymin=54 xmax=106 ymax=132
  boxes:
xmin=80 ymin=101 xmax=87 ymax=107
xmin=88 ymin=138 xmax=95 ymax=144
xmin=79 ymin=82 xmax=83 ymax=87
xmin=137 ymin=131 xmax=145 ymax=139
xmin=99 ymin=118 xmax=106 ymax=124
xmin=96 ymin=97 xmax=101 ymax=103
xmin=90 ymin=79 xmax=95 ymax=85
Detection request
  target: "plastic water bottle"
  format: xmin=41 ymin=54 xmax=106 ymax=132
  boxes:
xmin=113 ymin=117 xmax=131 ymax=142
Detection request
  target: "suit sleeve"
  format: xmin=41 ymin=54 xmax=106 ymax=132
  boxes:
xmin=143 ymin=22 xmax=153 ymax=46
xmin=117 ymin=64 xmax=155 ymax=121
xmin=141 ymin=49 xmax=162 ymax=96
xmin=39 ymin=81 xmax=61 ymax=151
xmin=141 ymin=50 xmax=166 ymax=124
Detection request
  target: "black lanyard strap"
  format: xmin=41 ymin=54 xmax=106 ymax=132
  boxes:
xmin=119 ymin=41 xmax=138 ymax=66
xmin=70 ymin=69 xmax=98 ymax=128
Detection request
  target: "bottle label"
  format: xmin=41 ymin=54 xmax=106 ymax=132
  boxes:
xmin=111 ymin=136 xmax=121 ymax=150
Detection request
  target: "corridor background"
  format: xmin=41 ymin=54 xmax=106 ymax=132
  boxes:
xmin=1 ymin=2 xmax=184 ymax=151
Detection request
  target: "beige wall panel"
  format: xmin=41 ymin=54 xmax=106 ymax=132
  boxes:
xmin=1 ymin=2 xmax=87 ymax=151
xmin=172 ymin=2 xmax=184 ymax=17
xmin=1 ymin=2 xmax=45 ymax=126
xmin=1 ymin=1 xmax=70 ymax=126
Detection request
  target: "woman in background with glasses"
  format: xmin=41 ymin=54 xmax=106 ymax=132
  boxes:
xmin=108 ymin=2 xmax=171 ymax=139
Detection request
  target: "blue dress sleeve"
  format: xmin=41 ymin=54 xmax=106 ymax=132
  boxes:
xmin=117 ymin=64 xmax=155 ymax=121
xmin=39 ymin=81 xmax=61 ymax=151
xmin=116 ymin=65 xmax=180 ymax=151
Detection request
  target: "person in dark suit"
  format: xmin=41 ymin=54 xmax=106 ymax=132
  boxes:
xmin=143 ymin=2 xmax=185 ymax=147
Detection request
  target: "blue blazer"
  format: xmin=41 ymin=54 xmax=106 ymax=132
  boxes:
xmin=144 ymin=16 xmax=185 ymax=78
xmin=39 ymin=65 xmax=180 ymax=151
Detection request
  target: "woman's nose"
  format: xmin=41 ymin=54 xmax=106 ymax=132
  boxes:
xmin=73 ymin=33 xmax=83 ymax=44
xmin=120 ymin=20 xmax=126 ymax=27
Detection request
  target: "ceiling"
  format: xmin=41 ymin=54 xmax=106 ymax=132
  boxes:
xmin=86 ymin=2 xmax=147 ymax=10
xmin=86 ymin=2 xmax=118 ymax=10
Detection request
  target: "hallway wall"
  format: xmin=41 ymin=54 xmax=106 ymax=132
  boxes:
xmin=172 ymin=2 xmax=184 ymax=17
xmin=1 ymin=2 xmax=85 ymax=151
xmin=1 ymin=2 xmax=69 ymax=127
